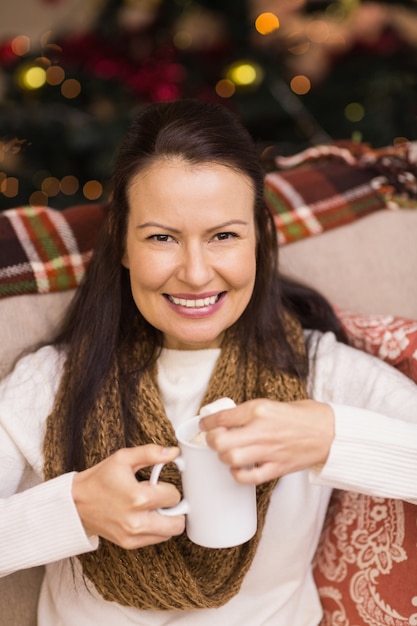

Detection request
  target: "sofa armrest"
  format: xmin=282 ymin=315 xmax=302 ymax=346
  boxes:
xmin=280 ymin=209 xmax=417 ymax=319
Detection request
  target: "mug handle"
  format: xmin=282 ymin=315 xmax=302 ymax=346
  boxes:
xmin=149 ymin=457 xmax=190 ymax=516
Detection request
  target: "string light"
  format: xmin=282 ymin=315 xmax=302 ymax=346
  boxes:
xmin=11 ymin=35 xmax=30 ymax=57
xmin=83 ymin=180 xmax=103 ymax=200
xmin=61 ymin=79 xmax=81 ymax=99
xmin=255 ymin=13 xmax=280 ymax=36
xmin=290 ymin=75 xmax=311 ymax=95
xmin=1 ymin=177 xmax=19 ymax=198
xmin=215 ymin=78 xmax=235 ymax=99
xmin=46 ymin=65 xmax=65 ymax=86
xmin=34 ymin=56 xmax=51 ymax=69
xmin=29 ymin=190 xmax=48 ymax=206
xmin=60 ymin=176 xmax=79 ymax=195
xmin=41 ymin=177 xmax=60 ymax=197
xmin=18 ymin=65 xmax=47 ymax=90
xmin=345 ymin=102 xmax=365 ymax=122
xmin=226 ymin=61 xmax=263 ymax=88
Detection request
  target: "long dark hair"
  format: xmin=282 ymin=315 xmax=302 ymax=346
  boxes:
xmin=54 ymin=99 xmax=344 ymax=471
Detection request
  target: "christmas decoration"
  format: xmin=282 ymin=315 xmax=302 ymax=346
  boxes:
xmin=1 ymin=0 xmax=417 ymax=210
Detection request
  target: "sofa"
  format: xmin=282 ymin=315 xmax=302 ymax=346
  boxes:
xmin=1 ymin=142 xmax=416 ymax=625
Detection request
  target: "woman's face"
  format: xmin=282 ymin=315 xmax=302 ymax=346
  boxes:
xmin=123 ymin=158 xmax=257 ymax=350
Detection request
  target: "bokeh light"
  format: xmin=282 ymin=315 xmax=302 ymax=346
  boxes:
xmin=290 ymin=75 xmax=311 ymax=95
xmin=345 ymin=102 xmax=365 ymax=122
xmin=11 ymin=35 xmax=30 ymax=57
xmin=46 ymin=65 xmax=65 ymax=86
xmin=305 ymin=20 xmax=330 ymax=44
xmin=41 ymin=176 xmax=61 ymax=197
xmin=19 ymin=65 xmax=47 ymax=90
xmin=1 ymin=177 xmax=19 ymax=198
xmin=215 ymin=79 xmax=235 ymax=98
xmin=226 ymin=61 xmax=263 ymax=87
xmin=255 ymin=13 xmax=280 ymax=36
xmin=60 ymin=175 xmax=79 ymax=195
xmin=34 ymin=56 xmax=51 ymax=68
xmin=61 ymin=79 xmax=81 ymax=99
xmin=83 ymin=180 xmax=103 ymax=200
xmin=29 ymin=190 xmax=48 ymax=206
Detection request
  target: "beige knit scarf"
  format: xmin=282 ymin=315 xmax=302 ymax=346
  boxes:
xmin=44 ymin=320 xmax=307 ymax=611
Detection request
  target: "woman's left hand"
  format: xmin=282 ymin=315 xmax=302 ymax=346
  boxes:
xmin=199 ymin=399 xmax=335 ymax=484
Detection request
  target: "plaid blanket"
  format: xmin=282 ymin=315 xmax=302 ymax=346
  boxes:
xmin=265 ymin=160 xmax=386 ymax=245
xmin=0 ymin=204 xmax=106 ymax=299
xmin=1 ymin=141 xmax=416 ymax=299
xmin=265 ymin=142 xmax=417 ymax=245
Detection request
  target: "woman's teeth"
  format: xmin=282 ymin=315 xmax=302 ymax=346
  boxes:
xmin=168 ymin=294 xmax=220 ymax=308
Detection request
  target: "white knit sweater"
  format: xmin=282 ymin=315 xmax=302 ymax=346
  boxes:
xmin=0 ymin=331 xmax=416 ymax=625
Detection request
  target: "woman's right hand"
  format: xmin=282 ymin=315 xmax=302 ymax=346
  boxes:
xmin=72 ymin=445 xmax=185 ymax=549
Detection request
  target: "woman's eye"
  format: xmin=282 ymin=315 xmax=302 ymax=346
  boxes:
xmin=214 ymin=232 xmax=238 ymax=241
xmin=148 ymin=234 xmax=173 ymax=242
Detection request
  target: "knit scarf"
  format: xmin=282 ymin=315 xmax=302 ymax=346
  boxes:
xmin=43 ymin=319 xmax=307 ymax=611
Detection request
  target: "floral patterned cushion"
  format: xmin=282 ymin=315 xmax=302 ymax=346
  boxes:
xmin=313 ymin=310 xmax=417 ymax=626
xmin=336 ymin=308 xmax=417 ymax=380
xmin=314 ymin=492 xmax=417 ymax=626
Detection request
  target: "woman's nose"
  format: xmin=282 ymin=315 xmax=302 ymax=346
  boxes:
xmin=177 ymin=243 xmax=213 ymax=287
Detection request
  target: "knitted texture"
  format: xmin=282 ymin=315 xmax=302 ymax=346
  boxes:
xmin=44 ymin=322 xmax=307 ymax=610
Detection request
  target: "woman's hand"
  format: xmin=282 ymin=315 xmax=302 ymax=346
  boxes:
xmin=72 ymin=445 xmax=185 ymax=549
xmin=199 ymin=399 xmax=335 ymax=484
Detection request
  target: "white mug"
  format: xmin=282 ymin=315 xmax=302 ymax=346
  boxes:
xmin=150 ymin=398 xmax=257 ymax=549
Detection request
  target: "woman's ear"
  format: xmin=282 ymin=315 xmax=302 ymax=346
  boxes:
xmin=121 ymin=251 xmax=130 ymax=269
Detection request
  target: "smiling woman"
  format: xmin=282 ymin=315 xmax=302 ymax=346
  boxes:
xmin=1 ymin=99 xmax=417 ymax=626
xmin=122 ymin=160 xmax=257 ymax=349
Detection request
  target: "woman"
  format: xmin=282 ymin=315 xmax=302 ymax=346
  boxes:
xmin=1 ymin=99 xmax=416 ymax=625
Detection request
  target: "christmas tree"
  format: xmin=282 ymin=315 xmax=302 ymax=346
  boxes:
xmin=1 ymin=0 xmax=417 ymax=210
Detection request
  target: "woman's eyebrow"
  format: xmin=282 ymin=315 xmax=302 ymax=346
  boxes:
xmin=206 ymin=220 xmax=249 ymax=233
xmin=137 ymin=219 xmax=248 ymax=234
xmin=136 ymin=221 xmax=181 ymax=233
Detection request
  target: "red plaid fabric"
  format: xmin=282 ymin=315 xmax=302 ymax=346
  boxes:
xmin=0 ymin=204 xmax=106 ymax=298
xmin=264 ymin=141 xmax=417 ymax=245
xmin=265 ymin=153 xmax=387 ymax=245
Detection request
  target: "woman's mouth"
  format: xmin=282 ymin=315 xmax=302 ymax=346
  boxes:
xmin=165 ymin=293 xmax=223 ymax=309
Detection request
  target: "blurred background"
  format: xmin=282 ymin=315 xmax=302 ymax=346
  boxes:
xmin=1 ymin=0 xmax=417 ymax=210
